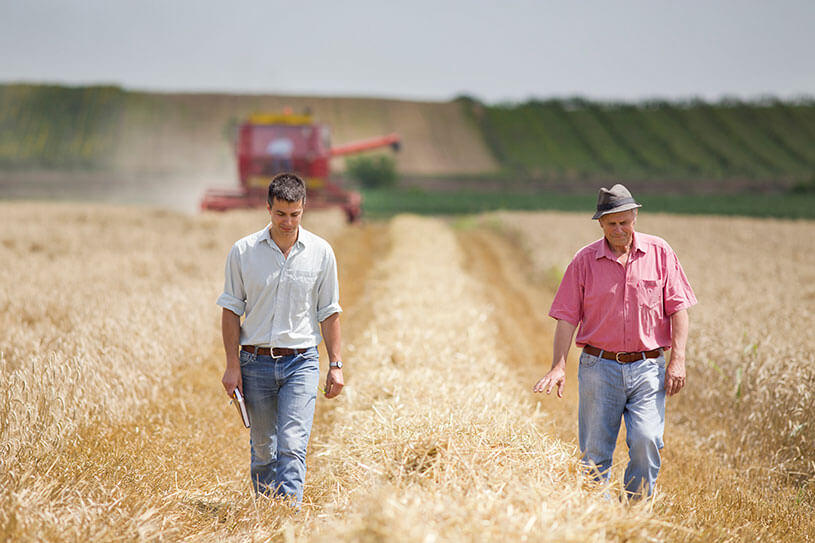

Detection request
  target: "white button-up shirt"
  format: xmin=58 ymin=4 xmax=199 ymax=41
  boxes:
xmin=216 ymin=224 xmax=342 ymax=348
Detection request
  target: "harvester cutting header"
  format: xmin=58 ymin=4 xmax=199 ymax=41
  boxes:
xmin=200 ymin=111 xmax=401 ymax=221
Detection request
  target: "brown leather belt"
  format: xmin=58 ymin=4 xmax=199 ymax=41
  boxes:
xmin=241 ymin=346 xmax=310 ymax=357
xmin=583 ymin=344 xmax=662 ymax=364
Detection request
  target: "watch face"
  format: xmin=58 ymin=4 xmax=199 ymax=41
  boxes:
xmin=331 ymin=361 xmax=342 ymax=369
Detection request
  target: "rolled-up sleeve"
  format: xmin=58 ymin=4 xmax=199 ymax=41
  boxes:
xmin=315 ymin=246 xmax=342 ymax=322
xmin=216 ymin=244 xmax=247 ymax=316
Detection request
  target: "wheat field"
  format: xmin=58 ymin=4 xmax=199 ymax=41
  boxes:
xmin=1 ymin=201 xmax=813 ymax=541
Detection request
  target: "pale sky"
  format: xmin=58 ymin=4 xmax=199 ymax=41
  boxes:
xmin=1 ymin=0 xmax=813 ymax=103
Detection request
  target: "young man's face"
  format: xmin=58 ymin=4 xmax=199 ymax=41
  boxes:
xmin=268 ymin=197 xmax=304 ymax=238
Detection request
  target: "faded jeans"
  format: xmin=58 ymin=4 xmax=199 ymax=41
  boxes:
xmin=578 ymin=350 xmax=666 ymax=498
xmin=239 ymin=347 xmax=319 ymax=505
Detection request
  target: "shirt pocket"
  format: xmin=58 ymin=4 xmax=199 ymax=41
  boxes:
xmin=637 ymin=279 xmax=663 ymax=311
xmin=636 ymin=279 xmax=663 ymax=336
xmin=284 ymin=269 xmax=320 ymax=317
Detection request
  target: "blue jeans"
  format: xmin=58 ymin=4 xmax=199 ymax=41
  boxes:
xmin=577 ymin=350 xmax=666 ymax=498
xmin=239 ymin=347 xmax=319 ymax=504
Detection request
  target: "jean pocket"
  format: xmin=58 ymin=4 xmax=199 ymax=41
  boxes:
xmin=579 ymin=351 xmax=599 ymax=367
xmin=302 ymin=348 xmax=320 ymax=366
xmin=655 ymin=355 xmax=667 ymax=369
xmin=239 ymin=350 xmax=254 ymax=367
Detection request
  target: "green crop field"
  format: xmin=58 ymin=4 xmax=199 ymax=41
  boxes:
xmin=3 ymin=84 xmax=815 ymax=215
xmin=466 ymin=97 xmax=815 ymax=187
xmin=361 ymin=188 xmax=815 ymax=220
xmin=0 ymin=85 xmax=126 ymax=169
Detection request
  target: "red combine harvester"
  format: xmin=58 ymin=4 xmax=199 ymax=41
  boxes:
xmin=200 ymin=112 xmax=400 ymax=221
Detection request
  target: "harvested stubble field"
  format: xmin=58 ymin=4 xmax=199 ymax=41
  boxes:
xmin=1 ymin=201 xmax=813 ymax=542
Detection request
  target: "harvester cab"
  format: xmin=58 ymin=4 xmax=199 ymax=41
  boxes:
xmin=200 ymin=112 xmax=400 ymax=222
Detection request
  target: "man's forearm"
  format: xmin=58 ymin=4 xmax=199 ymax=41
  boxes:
xmin=222 ymin=308 xmax=241 ymax=365
xmin=552 ymin=319 xmax=578 ymax=369
xmin=670 ymin=309 xmax=689 ymax=358
xmin=532 ymin=319 xmax=577 ymax=397
xmin=320 ymin=312 xmax=342 ymax=363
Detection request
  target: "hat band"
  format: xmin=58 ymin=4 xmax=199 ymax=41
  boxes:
xmin=597 ymin=196 xmax=636 ymax=212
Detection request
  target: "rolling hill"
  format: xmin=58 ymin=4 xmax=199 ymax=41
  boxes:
xmin=2 ymin=84 xmax=814 ymax=195
xmin=0 ymin=84 xmax=496 ymax=179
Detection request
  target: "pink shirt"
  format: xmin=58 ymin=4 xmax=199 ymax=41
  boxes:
xmin=549 ymin=232 xmax=697 ymax=352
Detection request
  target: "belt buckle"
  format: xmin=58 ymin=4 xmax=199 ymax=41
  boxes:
xmin=270 ymin=348 xmax=283 ymax=359
xmin=616 ymin=351 xmax=645 ymax=363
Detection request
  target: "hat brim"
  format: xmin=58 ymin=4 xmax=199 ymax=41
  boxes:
xmin=592 ymin=202 xmax=642 ymax=220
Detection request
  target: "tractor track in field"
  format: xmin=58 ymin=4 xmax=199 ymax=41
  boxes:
xmin=311 ymin=222 xmax=389 ymax=430
xmin=456 ymin=228 xmax=580 ymax=437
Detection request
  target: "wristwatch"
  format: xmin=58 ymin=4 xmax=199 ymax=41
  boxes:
xmin=329 ymin=361 xmax=343 ymax=369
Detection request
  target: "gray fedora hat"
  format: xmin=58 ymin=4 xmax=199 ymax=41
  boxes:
xmin=592 ymin=183 xmax=642 ymax=219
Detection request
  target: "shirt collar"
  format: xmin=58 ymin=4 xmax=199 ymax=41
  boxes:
xmin=631 ymin=232 xmax=647 ymax=256
xmin=595 ymin=231 xmax=646 ymax=260
xmin=262 ymin=224 xmax=306 ymax=251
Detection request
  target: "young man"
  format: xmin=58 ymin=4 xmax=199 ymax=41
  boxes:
xmin=533 ymin=184 xmax=696 ymax=498
xmin=218 ymin=173 xmax=344 ymax=505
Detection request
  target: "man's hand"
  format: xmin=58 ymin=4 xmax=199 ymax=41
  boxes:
xmin=222 ymin=361 xmax=242 ymax=397
xmin=324 ymin=367 xmax=344 ymax=399
xmin=533 ymin=364 xmax=566 ymax=398
xmin=665 ymin=354 xmax=686 ymax=396
xmin=532 ymin=320 xmax=576 ymax=399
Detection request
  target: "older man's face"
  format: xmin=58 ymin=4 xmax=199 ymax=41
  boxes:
xmin=599 ymin=209 xmax=637 ymax=250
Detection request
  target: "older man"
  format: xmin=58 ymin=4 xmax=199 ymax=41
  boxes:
xmin=218 ymin=173 xmax=344 ymax=505
xmin=533 ymin=184 xmax=696 ymax=498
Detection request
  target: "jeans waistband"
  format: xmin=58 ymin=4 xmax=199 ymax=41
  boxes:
xmin=241 ymin=346 xmax=312 ymax=357
xmin=583 ymin=345 xmax=662 ymax=364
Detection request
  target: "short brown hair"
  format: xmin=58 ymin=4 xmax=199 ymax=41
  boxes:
xmin=267 ymin=173 xmax=307 ymax=206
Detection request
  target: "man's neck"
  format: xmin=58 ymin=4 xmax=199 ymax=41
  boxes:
xmin=271 ymin=228 xmax=298 ymax=257
xmin=606 ymin=237 xmax=633 ymax=260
